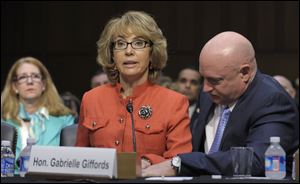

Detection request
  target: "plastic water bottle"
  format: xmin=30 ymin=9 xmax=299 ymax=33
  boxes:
xmin=19 ymin=138 xmax=35 ymax=177
xmin=265 ymin=136 xmax=286 ymax=179
xmin=1 ymin=140 xmax=15 ymax=177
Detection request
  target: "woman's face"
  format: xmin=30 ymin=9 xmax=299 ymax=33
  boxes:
xmin=112 ymin=33 xmax=152 ymax=83
xmin=13 ymin=63 xmax=45 ymax=103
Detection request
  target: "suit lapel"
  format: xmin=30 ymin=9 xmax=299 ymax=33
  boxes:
xmin=192 ymin=99 xmax=214 ymax=151
xmin=219 ymin=72 xmax=260 ymax=151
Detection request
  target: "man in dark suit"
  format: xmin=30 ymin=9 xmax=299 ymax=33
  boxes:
xmin=142 ymin=31 xmax=299 ymax=177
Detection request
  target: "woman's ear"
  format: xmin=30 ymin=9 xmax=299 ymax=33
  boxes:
xmin=112 ymin=53 xmax=114 ymax=60
xmin=149 ymin=60 xmax=153 ymax=70
xmin=42 ymin=82 xmax=46 ymax=92
xmin=12 ymin=83 xmax=19 ymax=94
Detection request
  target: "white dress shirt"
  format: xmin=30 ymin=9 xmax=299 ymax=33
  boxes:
xmin=204 ymin=103 xmax=236 ymax=153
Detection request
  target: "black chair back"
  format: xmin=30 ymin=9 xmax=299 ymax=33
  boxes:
xmin=1 ymin=122 xmax=18 ymax=155
xmin=60 ymin=124 xmax=78 ymax=146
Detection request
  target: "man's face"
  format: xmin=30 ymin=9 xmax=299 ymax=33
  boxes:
xmin=200 ymin=57 xmax=245 ymax=105
xmin=91 ymin=73 xmax=109 ymax=88
xmin=177 ymin=69 xmax=201 ymax=103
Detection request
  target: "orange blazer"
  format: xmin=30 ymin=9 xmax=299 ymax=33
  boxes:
xmin=76 ymin=81 xmax=192 ymax=164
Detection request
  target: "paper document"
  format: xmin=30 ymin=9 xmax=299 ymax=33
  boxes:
xmin=225 ymin=176 xmax=271 ymax=180
xmin=145 ymin=177 xmax=193 ymax=181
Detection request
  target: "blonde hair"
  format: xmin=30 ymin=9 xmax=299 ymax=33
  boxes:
xmin=1 ymin=57 xmax=74 ymax=125
xmin=97 ymin=11 xmax=167 ymax=84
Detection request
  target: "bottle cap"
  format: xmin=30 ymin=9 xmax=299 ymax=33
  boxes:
xmin=1 ymin=140 xmax=11 ymax=146
xmin=270 ymin=136 xmax=280 ymax=143
xmin=27 ymin=138 xmax=36 ymax=144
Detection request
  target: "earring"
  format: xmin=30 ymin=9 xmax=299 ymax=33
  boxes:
xmin=149 ymin=61 xmax=153 ymax=70
xmin=15 ymin=90 xmax=19 ymax=94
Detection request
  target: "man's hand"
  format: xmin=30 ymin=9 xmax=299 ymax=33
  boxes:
xmin=142 ymin=159 xmax=176 ymax=177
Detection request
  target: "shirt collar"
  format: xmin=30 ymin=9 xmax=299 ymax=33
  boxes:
xmin=18 ymin=103 xmax=49 ymax=120
xmin=38 ymin=107 xmax=49 ymax=120
xmin=227 ymin=102 xmax=237 ymax=112
xmin=116 ymin=80 xmax=153 ymax=100
xmin=216 ymin=101 xmax=237 ymax=113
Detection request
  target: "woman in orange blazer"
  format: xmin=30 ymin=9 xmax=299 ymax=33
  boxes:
xmin=76 ymin=11 xmax=192 ymax=171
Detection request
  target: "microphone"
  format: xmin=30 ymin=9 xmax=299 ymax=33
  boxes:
xmin=126 ymin=99 xmax=136 ymax=152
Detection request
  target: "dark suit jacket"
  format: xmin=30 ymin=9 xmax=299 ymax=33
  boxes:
xmin=179 ymin=71 xmax=299 ymax=177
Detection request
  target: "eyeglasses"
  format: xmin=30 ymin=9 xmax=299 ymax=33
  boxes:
xmin=15 ymin=73 xmax=43 ymax=84
xmin=112 ymin=40 xmax=152 ymax=50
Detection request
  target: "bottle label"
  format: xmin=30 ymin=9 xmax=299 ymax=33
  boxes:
xmin=265 ymin=156 xmax=286 ymax=172
xmin=1 ymin=157 xmax=15 ymax=176
xmin=20 ymin=156 xmax=30 ymax=173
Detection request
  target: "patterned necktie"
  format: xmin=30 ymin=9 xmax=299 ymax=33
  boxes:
xmin=209 ymin=106 xmax=231 ymax=154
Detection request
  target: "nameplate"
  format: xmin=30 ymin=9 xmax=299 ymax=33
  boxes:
xmin=28 ymin=146 xmax=117 ymax=179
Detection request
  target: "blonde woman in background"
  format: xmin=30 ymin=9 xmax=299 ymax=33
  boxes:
xmin=1 ymin=57 xmax=75 ymax=172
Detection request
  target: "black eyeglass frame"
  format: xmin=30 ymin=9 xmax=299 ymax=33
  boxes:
xmin=111 ymin=40 xmax=153 ymax=50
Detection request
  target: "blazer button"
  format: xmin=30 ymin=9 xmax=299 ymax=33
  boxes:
xmin=119 ymin=117 xmax=124 ymax=123
xmin=92 ymin=122 xmax=97 ymax=127
xmin=146 ymin=124 xmax=150 ymax=129
xmin=115 ymin=140 xmax=120 ymax=146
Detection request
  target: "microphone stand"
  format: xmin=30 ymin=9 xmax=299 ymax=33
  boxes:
xmin=126 ymin=100 xmax=136 ymax=152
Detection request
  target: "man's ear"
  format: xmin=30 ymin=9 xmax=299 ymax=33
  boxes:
xmin=240 ymin=64 xmax=251 ymax=83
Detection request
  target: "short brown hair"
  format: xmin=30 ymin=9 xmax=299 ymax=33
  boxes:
xmin=96 ymin=11 xmax=167 ymax=84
